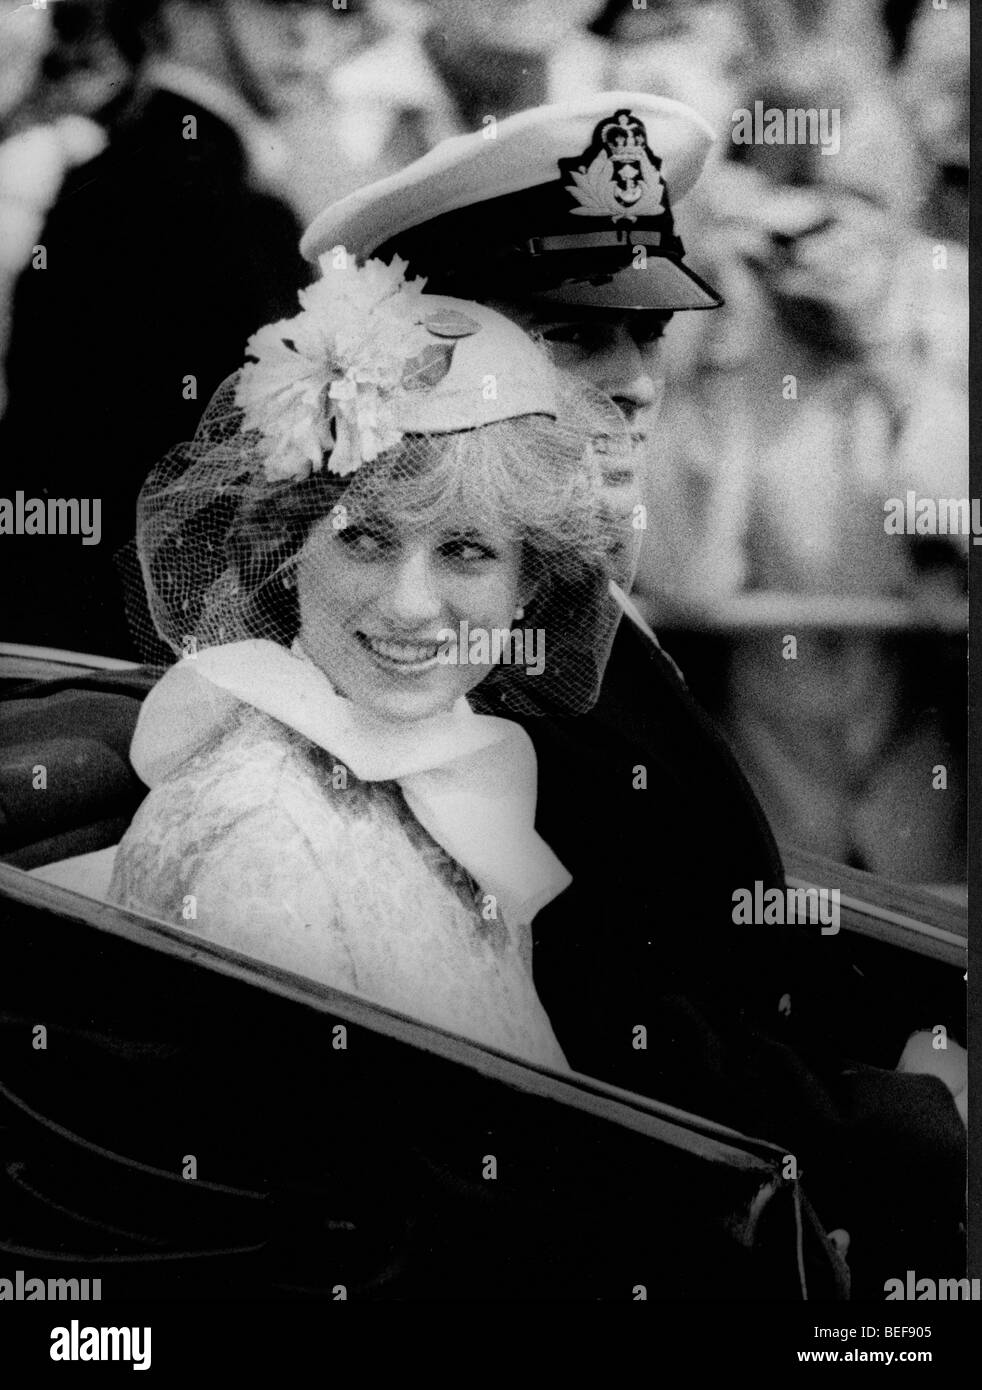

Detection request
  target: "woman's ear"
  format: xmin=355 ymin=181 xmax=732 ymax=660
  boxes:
xmin=515 ymin=577 xmax=541 ymax=621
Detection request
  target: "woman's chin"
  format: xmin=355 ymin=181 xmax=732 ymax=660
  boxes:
xmin=359 ymin=687 xmax=459 ymax=722
xmin=341 ymin=663 xmax=466 ymax=723
xmin=305 ymin=636 xmax=496 ymax=722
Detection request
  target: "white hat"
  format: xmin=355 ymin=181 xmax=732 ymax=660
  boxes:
xmin=234 ymin=259 xmax=565 ymax=483
xmin=301 ymin=93 xmax=722 ymax=312
xmin=396 ymin=296 xmax=558 ymax=433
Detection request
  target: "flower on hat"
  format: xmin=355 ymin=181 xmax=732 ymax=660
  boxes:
xmin=235 ymin=254 xmax=431 ymax=482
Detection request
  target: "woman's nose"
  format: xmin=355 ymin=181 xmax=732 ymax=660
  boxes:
xmin=380 ymin=547 xmax=442 ymax=627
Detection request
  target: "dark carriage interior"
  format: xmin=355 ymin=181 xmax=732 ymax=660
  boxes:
xmin=0 ymin=660 xmax=966 ymax=1299
xmin=1 ymin=867 xmax=848 ymax=1300
xmin=0 ymin=667 xmax=155 ymax=869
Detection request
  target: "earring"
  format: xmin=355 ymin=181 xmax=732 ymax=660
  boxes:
xmin=513 ymin=605 xmax=525 ymax=622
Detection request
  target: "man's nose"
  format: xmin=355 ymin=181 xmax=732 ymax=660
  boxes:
xmin=380 ymin=547 xmax=442 ymax=627
xmin=594 ymin=329 xmax=662 ymax=412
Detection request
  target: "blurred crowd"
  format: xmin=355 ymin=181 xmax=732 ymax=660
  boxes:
xmin=0 ymin=0 xmax=969 ymax=882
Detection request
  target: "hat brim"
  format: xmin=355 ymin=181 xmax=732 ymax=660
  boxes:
xmin=527 ymin=254 xmax=723 ymax=311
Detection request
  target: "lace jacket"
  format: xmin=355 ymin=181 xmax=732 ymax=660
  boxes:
xmin=109 ymin=703 xmax=568 ymax=1071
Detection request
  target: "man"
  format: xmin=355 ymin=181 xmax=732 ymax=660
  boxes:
xmin=0 ymin=0 xmax=355 ymax=656
xmin=300 ymin=94 xmax=965 ymax=1293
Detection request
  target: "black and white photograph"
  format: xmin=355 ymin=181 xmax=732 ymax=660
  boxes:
xmin=0 ymin=0 xmax=973 ymax=1355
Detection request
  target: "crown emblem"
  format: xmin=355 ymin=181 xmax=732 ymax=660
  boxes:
xmin=599 ymin=112 xmax=648 ymax=162
xmin=559 ymin=109 xmax=668 ymax=224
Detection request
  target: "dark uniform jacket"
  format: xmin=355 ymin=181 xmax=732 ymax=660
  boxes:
xmin=0 ymin=88 xmax=309 ymax=658
xmin=481 ymin=612 xmax=965 ymax=1296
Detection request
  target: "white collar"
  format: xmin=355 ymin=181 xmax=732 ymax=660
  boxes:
xmin=609 ymin=579 xmax=659 ymax=644
xmin=131 ymin=639 xmax=572 ymax=926
xmin=609 ymin=580 xmax=687 ymax=683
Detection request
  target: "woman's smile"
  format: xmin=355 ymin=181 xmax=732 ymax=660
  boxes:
xmin=297 ymin=510 xmax=524 ymax=720
xmin=355 ymin=630 xmax=452 ymax=674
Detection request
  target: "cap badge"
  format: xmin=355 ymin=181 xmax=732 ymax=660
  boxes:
xmin=560 ymin=110 xmax=667 ymax=224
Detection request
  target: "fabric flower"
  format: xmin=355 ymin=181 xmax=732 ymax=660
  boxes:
xmin=234 ymin=256 xmax=433 ymax=482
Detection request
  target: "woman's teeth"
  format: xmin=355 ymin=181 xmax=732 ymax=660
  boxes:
xmin=359 ymin=634 xmax=444 ymax=668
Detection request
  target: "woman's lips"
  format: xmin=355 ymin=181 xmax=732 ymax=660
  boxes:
xmin=356 ymin=632 xmax=449 ymax=674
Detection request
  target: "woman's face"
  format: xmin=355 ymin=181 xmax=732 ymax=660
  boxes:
xmin=297 ymin=508 xmax=524 ymax=721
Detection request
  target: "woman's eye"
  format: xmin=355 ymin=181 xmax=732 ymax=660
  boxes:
xmin=440 ymin=537 xmax=498 ymax=564
xmin=336 ymin=525 xmax=392 ymax=557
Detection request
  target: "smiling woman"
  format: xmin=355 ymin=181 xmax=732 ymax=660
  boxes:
xmin=217 ymin=401 xmax=625 ymax=721
xmin=299 ymin=482 xmax=524 ymax=722
xmin=106 ymin=258 xmax=630 ymax=1065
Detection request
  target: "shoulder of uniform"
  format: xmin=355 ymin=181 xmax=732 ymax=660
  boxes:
xmin=609 ymin=582 xmax=688 ymax=686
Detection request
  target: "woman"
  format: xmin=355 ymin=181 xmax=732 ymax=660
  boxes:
xmin=109 ymin=255 xmax=631 ymax=1070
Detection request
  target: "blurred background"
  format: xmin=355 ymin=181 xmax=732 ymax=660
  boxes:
xmin=0 ymin=0 xmax=968 ymax=891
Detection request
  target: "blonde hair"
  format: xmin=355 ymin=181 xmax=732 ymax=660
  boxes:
xmin=230 ymin=378 xmax=624 ymax=646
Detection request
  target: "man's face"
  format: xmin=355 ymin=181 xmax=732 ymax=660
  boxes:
xmin=225 ymin=0 xmax=365 ymax=115
xmin=485 ymin=300 xmax=670 ymax=524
